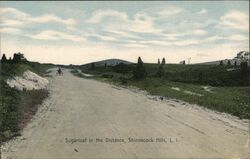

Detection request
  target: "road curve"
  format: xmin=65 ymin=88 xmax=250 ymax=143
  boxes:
xmin=2 ymin=69 xmax=249 ymax=159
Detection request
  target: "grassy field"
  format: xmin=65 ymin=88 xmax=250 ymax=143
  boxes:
xmin=79 ymin=62 xmax=250 ymax=119
xmin=0 ymin=61 xmax=54 ymax=141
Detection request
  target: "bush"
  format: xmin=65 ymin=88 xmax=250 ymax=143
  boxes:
xmin=101 ymin=74 xmax=114 ymax=78
xmin=113 ymin=63 xmax=131 ymax=74
xmin=0 ymin=82 xmax=49 ymax=141
xmin=156 ymin=65 xmax=165 ymax=77
xmin=0 ymin=83 xmax=22 ymax=141
xmin=133 ymin=57 xmax=146 ymax=79
xmin=119 ymin=76 xmax=128 ymax=84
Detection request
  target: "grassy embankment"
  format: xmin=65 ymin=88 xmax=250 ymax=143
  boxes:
xmin=0 ymin=61 xmax=54 ymax=142
xmin=78 ymin=63 xmax=250 ymax=119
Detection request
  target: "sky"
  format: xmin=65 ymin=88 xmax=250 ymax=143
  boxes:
xmin=0 ymin=1 xmax=249 ymax=65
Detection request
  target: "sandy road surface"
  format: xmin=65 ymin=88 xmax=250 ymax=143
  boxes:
xmin=2 ymin=69 xmax=249 ymax=159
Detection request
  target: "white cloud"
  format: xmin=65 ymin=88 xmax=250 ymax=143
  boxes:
xmin=157 ymin=6 xmax=184 ymax=17
xmin=161 ymin=29 xmax=207 ymax=38
xmin=129 ymin=12 xmax=159 ymax=33
xmin=128 ymin=38 xmax=202 ymax=47
xmin=87 ymin=33 xmax=118 ymax=42
xmin=191 ymin=29 xmax=207 ymax=35
xmin=29 ymin=14 xmax=76 ymax=25
xmin=174 ymin=39 xmax=201 ymax=46
xmin=0 ymin=7 xmax=76 ymax=27
xmin=197 ymin=9 xmax=207 ymax=14
xmin=139 ymin=40 xmax=171 ymax=46
xmin=105 ymin=29 xmax=139 ymax=39
xmin=27 ymin=30 xmax=85 ymax=42
xmin=0 ymin=28 xmax=22 ymax=34
xmin=206 ymin=34 xmax=248 ymax=42
xmin=196 ymin=53 xmax=209 ymax=57
xmin=228 ymin=34 xmax=248 ymax=41
xmin=0 ymin=19 xmax=24 ymax=27
xmin=220 ymin=10 xmax=249 ymax=31
xmin=206 ymin=35 xmax=224 ymax=42
xmin=86 ymin=9 xmax=158 ymax=33
xmin=86 ymin=9 xmax=128 ymax=24
xmin=123 ymin=43 xmax=148 ymax=48
xmin=0 ymin=7 xmax=29 ymax=18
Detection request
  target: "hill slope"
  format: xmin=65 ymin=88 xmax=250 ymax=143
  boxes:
xmin=81 ymin=59 xmax=133 ymax=67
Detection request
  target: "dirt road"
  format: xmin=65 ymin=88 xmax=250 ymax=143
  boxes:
xmin=2 ymin=69 xmax=249 ymax=159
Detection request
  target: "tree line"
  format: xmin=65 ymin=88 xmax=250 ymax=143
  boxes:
xmin=133 ymin=57 xmax=167 ymax=79
xmin=133 ymin=56 xmax=249 ymax=85
xmin=1 ymin=53 xmax=27 ymax=64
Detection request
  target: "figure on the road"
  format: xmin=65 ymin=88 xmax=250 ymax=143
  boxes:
xmin=56 ymin=68 xmax=63 ymax=76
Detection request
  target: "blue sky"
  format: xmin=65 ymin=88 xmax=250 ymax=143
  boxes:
xmin=0 ymin=1 xmax=249 ymax=64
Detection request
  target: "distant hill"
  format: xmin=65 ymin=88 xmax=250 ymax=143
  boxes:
xmin=81 ymin=59 xmax=133 ymax=67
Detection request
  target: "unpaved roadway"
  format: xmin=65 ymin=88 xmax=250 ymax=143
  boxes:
xmin=2 ymin=69 xmax=249 ymax=159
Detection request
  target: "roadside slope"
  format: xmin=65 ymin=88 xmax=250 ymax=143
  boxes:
xmin=2 ymin=69 xmax=249 ymax=159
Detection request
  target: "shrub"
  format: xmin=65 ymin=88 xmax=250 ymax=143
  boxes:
xmin=133 ymin=57 xmax=146 ymax=79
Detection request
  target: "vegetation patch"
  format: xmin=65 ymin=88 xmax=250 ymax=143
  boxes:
xmin=0 ymin=53 xmax=53 ymax=142
xmin=80 ymin=57 xmax=250 ymax=119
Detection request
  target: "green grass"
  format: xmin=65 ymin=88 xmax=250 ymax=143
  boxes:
xmin=128 ymin=78 xmax=250 ymax=119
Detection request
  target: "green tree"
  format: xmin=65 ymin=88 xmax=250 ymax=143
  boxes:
xmin=234 ymin=61 xmax=237 ymax=66
xmin=219 ymin=60 xmax=223 ymax=66
xmin=162 ymin=58 xmax=166 ymax=65
xmin=227 ymin=60 xmax=231 ymax=66
xmin=1 ymin=54 xmax=7 ymax=63
xmin=157 ymin=58 xmax=160 ymax=64
xmin=133 ymin=57 xmax=146 ymax=79
xmin=240 ymin=62 xmax=249 ymax=85
xmin=12 ymin=53 xmax=26 ymax=63
xmin=156 ymin=65 xmax=164 ymax=77
xmin=198 ymin=71 xmax=203 ymax=83
xmin=113 ymin=63 xmax=130 ymax=74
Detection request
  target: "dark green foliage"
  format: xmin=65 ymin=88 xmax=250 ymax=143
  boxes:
xmin=240 ymin=62 xmax=249 ymax=86
xmin=220 ymin=60 xmax=223 ymax=66
xmin=113 ymin=63 xmax=131 ymax=74
xmin=91 ymin=63 xmax=95 ymax=70
xmin=82 ymin=62 xmax=250 ymax=87
xmin=119 ymin=76 xmax=128 ymax=85
xmin=101 ymin=74 xmax=114 ymax=78
xmin=234 ymin=61 xmax=237 ymax=66
xmin=133 ymin=57 xmax=146 ymax=79
xmin=156 ymin=65 xmax=164 ymax=77
xmin=198 ymin=71 xmax=203 ymax=83
xmin=12 ymin=53 xmax=26 ymax=63
xmin=0 ymin=82 xmax=49 ymax=141
xmin=0 ymin=83 xmax=21 ymax=135
xmin=1 ymin=54 xmax=7 ymax=63
xmin=161 ymin=58 xmax=166 ymax=65
xmin=227 ymin=60 xmax=231 ymax=66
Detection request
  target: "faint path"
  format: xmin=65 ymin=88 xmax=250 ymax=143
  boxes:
xmin=2 ymin=69 xmax=249 ymax=159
